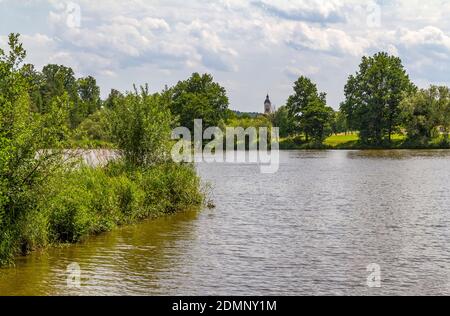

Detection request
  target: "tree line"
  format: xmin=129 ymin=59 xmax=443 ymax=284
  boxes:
xmin=273 ymin=52 xmax=450 ymax=147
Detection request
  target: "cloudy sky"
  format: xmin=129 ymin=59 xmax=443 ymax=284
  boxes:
xmin=1 ymin=0 xmax=449 ymax=111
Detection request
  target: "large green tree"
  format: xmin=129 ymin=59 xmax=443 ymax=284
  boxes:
xmin=286 ymin=76 xmax=333 ymax=143
xmin=341 ymin=52 xmax=415 ymax=145
xmin=166 ymin=73 xmax=229 ymax=131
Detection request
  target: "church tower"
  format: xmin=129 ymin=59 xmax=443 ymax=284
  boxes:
xmin=264 ymin=94 xmax=272 ymax=114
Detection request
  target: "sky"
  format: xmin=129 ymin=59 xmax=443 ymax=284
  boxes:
xmin=0 ymin=0 xmax=449 ymax=112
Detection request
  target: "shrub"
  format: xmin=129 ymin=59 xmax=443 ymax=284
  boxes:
xmin=108 ymin=85 xmax=173 ymax=167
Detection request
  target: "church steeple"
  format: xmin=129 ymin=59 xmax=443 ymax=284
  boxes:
xmin=264 ymin=94 xmax=272 ymax=114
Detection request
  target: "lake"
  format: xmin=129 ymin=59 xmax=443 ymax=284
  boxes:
xmin=1 ymin=150 xmax=450 ymax=295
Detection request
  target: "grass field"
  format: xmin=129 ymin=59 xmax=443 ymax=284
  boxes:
xmin=278 ymin=133 xmax=450 ymax=150
xmin=324 ymin=133 xmax=359 ymax=147
xmin=323 ymin=133 xmax=406 ymax=148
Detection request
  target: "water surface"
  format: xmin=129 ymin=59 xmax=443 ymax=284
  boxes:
xmin=1 ymin=150 xmax=450 ymax=295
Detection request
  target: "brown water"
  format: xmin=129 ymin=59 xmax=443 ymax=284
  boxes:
xmin=1 ymin=150 xmax=450 ymax=296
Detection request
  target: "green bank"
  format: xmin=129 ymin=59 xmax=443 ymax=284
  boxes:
xmin=0 ymin=34 xmax=203 ymax=266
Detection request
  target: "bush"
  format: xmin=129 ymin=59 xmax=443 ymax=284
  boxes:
xmin=108 ymin=85 xmax=173 ymax=167
xmin=43 ymin=162 xmax=202 ymax=244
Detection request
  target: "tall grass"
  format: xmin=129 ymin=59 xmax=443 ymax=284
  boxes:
xmin=0 ymin=161 xmax=203 ymax=265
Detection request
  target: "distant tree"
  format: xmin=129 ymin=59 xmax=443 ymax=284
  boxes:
xmin=331 ymin=110 xmax=349 ymax=135
xmin=167 ymin=73 xmax=229 ymax=131
xmin=104 ymin=89 xmax=123 ymax=109
xmin=341 ymin=52 xmax=415 ymax=145
xmin=434 ymin=86 xmax=450 ymax=143
xmin=401 ymin=86 xmax=450 ymax=144
xmin=286 ymin=76 xmax=333 ymax=143
xmin=77 ymin=76 xmax=101 ymax=115
xmin=40 ymin=64 xmax=81 ymax=127
xmin=271 ymin=105 xmax=296 ymax=138
xmin=40 ymin=64 xmax=78 ymax=107
xmin=20 ymin=63 xmax=43 ymax=112
xmin=224 ymin=109 xmax=238 ymax=121
xmin=76 ymin=109 xmax=110 ymax=142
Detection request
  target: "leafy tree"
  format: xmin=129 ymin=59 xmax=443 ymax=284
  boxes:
xmin=401 ymin=86 xmax=450 ymax=144
xmin=109 ymin=85 xmax=173 ymax=167
xmin=20 ymin=63 xmax=43 ymax=112
xmin=1 ymin=34 xmax=69 ymax=262
xmin=271 ymin=105 xmax=296 ymax=138
xmin=40 ymin=64 xmax=81 ymax=127
xmin=434 ymin=86 xmax=450 ymax=143
xmin=301 ymin=98 xmax=333 ymax=142
xmin=77 ymin=75 xmax=101 ymax=115
xmin=341 ymin=52 xmax=415 ymax=145
xmin=167 ymin=73 xmax=229 ymax=131
xmin=104 ymin=89 xmax=123 ymax=109
xmin=76 ymin=109 xmax=111 ymax=142
xmin=286 ymin=76 xmax=333 ymax=143
xmin=331 ymin=110 xmax=349 ymax=135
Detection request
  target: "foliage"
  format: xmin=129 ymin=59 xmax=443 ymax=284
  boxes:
xmin=0 ymin=34 xmax=203 ymax=266
xmin=108 ymin=85 xmax=173 ymax=167
xmin=286 ymin=76 xmax=333 ymax=143
xmin=75 ymin=109 xmax=111 ymax=142
xmin=77 ymin=75 xmax=101 ymax=116
xmin=166 ymin=73 xmax=229 ymax=131
xmin=0 ymin=34 xmax=70 ymax=264
xmin=400 ymin=86 xmax=450 ymax=145
xmin=331 ymin=110 xmax=349 ymax=135
xmin=271 ymin=106 xmax=296 ymax=138
xmin=1 ymin=162 xmax=202 ymax=261
xmin=341 ymin=52 xmax=415 ymax=145
xmin=227 ymin=115 xmax=272 ymax=130
xmin=104 ymin=89 xmax=124 ymax=109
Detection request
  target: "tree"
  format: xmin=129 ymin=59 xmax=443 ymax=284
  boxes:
xmin=109 ymin=85 xmax=173 ymax=167
xmin=77 ymin=76 xmax=101 ymax=115
xmin=286 ymin=76 xmax=333 ymax=143
xmin=104 ymin=89 xmax=123 ymax=109
xmin=40 ymin=64 xmax=80 ymax=127
xmin=167 ymin=73 xmax=229 ymax=131
xmin=341 ymin=52 xmax=415 ymax=145
xmin=271 ymin=105 xmax=296 ymax=138
xmin=76 ymin=109 xmax=110 ymax=142
xmin=401 ymin=86 xmax=450 ymax=144
xmin=331 ymin=110 xmax=349 ymax=135
xmin=1 ymin=34 xmax=69 ymax=263
xmin=20 ymin=63 xmax=43 ymax=112
xmin=434 ymin=86 xmax=450 ymax=143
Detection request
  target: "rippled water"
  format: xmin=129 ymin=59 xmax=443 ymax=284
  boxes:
xmin=1 ymin=150 xmax=450 ymax=296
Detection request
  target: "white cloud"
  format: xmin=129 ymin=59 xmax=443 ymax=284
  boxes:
xmin=399 ymin=26 xmax=450 ymax=51
xmin=0 ymin=0 xmax=449 ymax=110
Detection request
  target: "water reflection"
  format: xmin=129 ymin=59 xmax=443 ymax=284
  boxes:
xmin=0 ymin=210 xmax=200 ymax=295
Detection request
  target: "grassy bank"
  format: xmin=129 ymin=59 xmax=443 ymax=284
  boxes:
xmin=280 ymin=133 xmax=450 ymax=150
xmin=0 ymin=161 xmax=203 ymax=265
